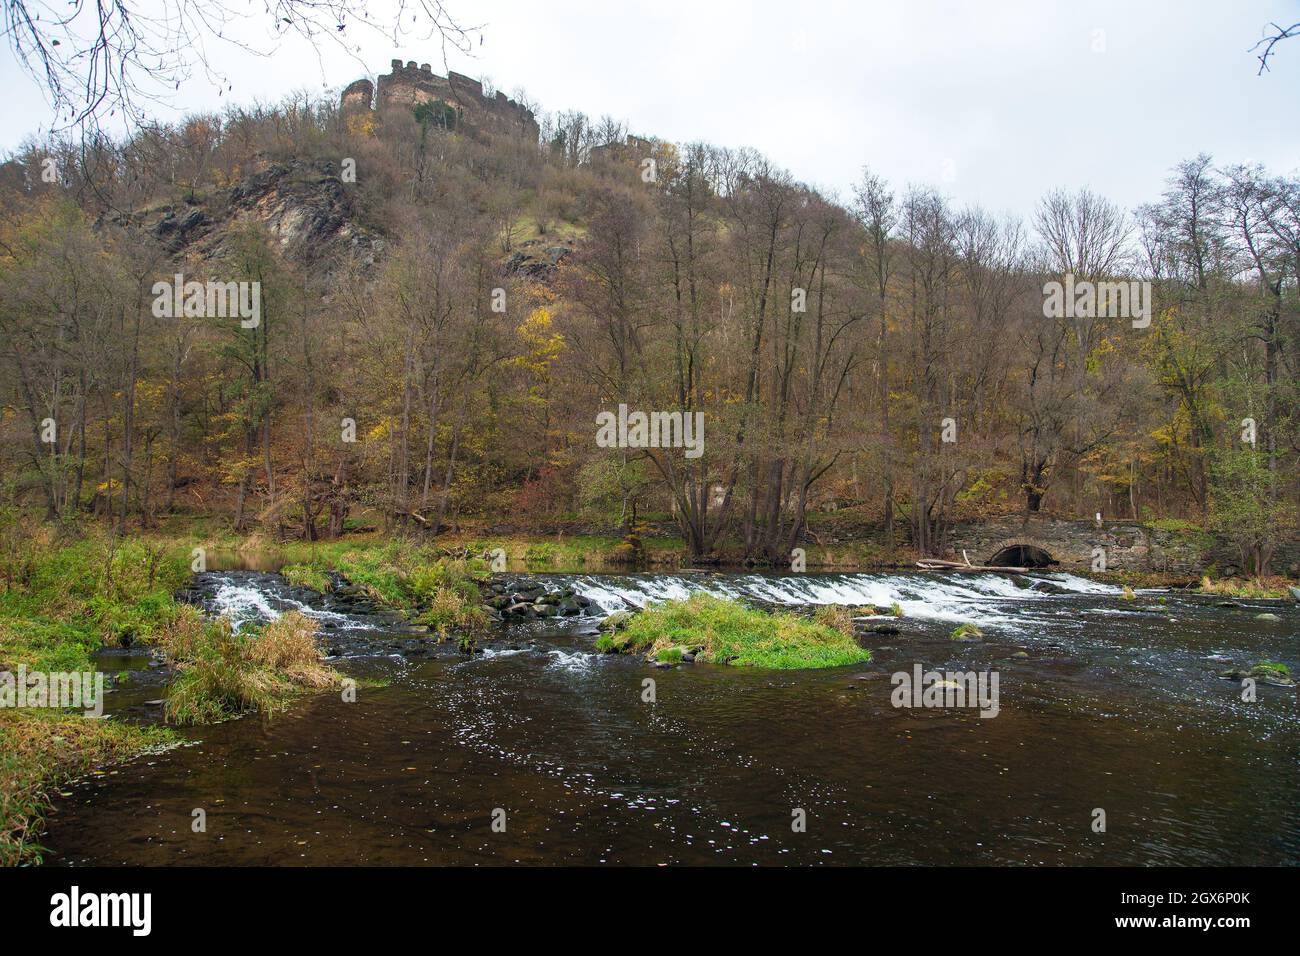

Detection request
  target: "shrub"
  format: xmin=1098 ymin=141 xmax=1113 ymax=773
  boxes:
xmin=419 ymin=587 xmax=490 ymax=644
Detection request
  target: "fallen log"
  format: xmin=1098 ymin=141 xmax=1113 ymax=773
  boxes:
xmin=916 ymin=559 xmax=1030 ymax=574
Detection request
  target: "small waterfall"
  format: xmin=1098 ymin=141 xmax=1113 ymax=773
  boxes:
xmin=192 ymin=571 xmax=376 ymax=633
xmin=190 ymin=567 xmax=1118 ymax=640
xmin=521 ymin=570 xmax=1118 ymax=629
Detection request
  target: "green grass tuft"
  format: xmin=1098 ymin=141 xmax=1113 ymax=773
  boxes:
xmin=608 ymin=594 xmax=870 ymax=669
xmin=1253 ymin=660 xmax=1291 ymax=678
xmin=281 ymin=563 xmax=332 ymax=593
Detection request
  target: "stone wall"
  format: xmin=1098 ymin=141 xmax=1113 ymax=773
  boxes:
xmin=342 ymin=60 xmax=538 ymax=141
xmin=946 ymin=516 xmax=1210 ymax=575
xmin=590 ymin=134 xmax=655 ymax=165
xmin=340 ymin=78 xmax=374 ymax=114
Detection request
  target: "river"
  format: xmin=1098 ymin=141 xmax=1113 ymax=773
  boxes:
xmin=44 ymin=569 xmax=1299 ymax=865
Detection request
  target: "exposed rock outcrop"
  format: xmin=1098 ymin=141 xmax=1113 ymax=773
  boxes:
xmin=225 ymin=159 xmax=384 ymax=267
xmin=504 ymin=239 xmax=573 ymax=280
xmin=118 ymin=159 xmax=384 ymax=275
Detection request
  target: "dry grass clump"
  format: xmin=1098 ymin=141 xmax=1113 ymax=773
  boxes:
xmin=812 ymin=604 xmax=856 ymax=637
xmin=164 ymin=610 xmax=339 ymax=725
xmin=248 ymin=612 xmax=338 ymax=688
xmin=1198 ymin=575 xmax=1294 ymax=599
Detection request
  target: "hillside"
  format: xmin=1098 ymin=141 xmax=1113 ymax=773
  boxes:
xmin=1 ymin=67 xmax=1297 ymax=572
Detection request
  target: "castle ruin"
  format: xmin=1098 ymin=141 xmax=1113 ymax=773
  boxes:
xmin=341 ymin=61 xmax=539 ymax=141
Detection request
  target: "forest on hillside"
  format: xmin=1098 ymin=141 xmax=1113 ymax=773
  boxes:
xmin=1 ymin=91 xmax=1297 ymax=570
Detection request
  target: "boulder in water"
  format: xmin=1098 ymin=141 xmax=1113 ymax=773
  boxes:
xmin=951 ymin=622 xmax=984 ymax=642
xmin=1218 ymin=662 xmax=1295 ymax=687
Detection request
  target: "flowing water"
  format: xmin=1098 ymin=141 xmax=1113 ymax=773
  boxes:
xmin=44 ymin=569 xmax=1299 ymax=866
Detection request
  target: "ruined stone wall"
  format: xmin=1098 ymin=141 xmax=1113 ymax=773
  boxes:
xmin=590 ymin=134 xmax=655 ymax=166
xmin=340 ymin=78 xmax=374 ymax=114
xmin=343 ymin=60 xmax=538 ymax=140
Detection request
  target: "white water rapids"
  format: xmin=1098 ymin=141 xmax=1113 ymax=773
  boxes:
xmin=199 ymin=567 xmax=1118 ymax=637
xmin=564 ymin=570 xmax=1117 ymax=629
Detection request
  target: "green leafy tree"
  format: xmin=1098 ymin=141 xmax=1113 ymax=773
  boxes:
xmin=1208 ymin=448 xmax=1297 ymax=576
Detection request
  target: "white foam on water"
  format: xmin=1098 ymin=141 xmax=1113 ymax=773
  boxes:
xmin=479 ymin=647 xmax=527 ymax=660
xmin=209 ymin=579 xmax=281 ymax=631
xmin=208 ymin=574 xmax=370 ymax=633
xmin=566 ymin=569 xmax=1115 ymax=632
xmin=1044 ymin=572 xmax=1119 ymax=595
xmin=546 ymin=648 xmax=596 ymax=673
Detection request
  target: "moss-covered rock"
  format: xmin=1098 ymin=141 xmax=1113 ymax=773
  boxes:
xmin=1218 ymin=661 xmax=1295 ymax=687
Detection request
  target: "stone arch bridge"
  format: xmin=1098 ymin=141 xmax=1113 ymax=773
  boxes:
xmin=944 ymin=516 xmax=1202 ymax=573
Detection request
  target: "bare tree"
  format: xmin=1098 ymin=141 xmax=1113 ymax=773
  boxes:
xmin=852 ymin=169 xmax=897 ymax=538
xmin=1251 ymin=20 xmax=1300 ymax=74
xmin=3 ymin=0 xmax=477 ymax=133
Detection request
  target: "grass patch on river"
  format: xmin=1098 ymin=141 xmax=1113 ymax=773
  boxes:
xmin=161 ymin=607 xmax=340 ymax=725
xmin=597 ymin=594 xmax=871 ymax=669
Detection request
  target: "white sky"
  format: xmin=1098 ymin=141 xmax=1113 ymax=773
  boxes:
xmin=2 ymin=0 xmax=1298 ymax=218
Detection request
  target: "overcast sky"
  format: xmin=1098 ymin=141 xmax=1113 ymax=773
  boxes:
xmin=2 ymin=0 xmax=1297 ymax=218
